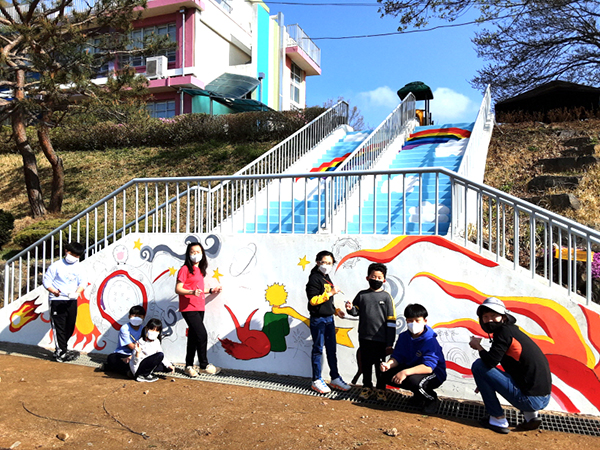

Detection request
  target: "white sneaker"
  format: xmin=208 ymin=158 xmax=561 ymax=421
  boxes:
xmin=311 ymin=378 xmax=331 ymax=394
xmin=199 ymin=363 xmax=221 ymax=375
xmin=329 ymin=377 xmax=351 ymax=391
xmin=184 ymin=366 xmax=199 ymax=377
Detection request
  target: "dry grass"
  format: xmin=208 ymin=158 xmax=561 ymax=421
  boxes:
xmin=0 ymin=141 xmax=274 ymax=257
xmin=485 ymin=120 xmax=600 ymax=231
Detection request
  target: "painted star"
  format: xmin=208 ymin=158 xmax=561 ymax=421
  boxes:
xmin=212 ymin=268 xmax=223 ymax=283
xmin=169 ymin=267 xmax=177 ymax=276
xmin=133 ymin=239 xmax=142 ymax=250
xmin=298 ymin=255 xmax=310 ymax=271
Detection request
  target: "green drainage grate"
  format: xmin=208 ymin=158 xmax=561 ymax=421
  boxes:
xmin=2 ymin=341 xmax=599 ymax=437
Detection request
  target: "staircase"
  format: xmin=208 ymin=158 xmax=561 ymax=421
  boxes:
xmin=345 ymin=123 xmax=474 ymax=235
xmin=245 ymin=130 xmax=373 ymax=234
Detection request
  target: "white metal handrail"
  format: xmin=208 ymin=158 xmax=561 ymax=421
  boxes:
xmin=286 ymin=24 xmax=321 ymax=67
xmin=5 ymin=167 xmax=600 ymax=307
xmin=233 ymin=101 xmax=348 ymax=177
xmin=204 ymin=101 xmax=349 ymax=229
xmin=331 ymin=93 xmax=416 ymax=212
xmin=457 ymin=85 xmax=494 ymax=184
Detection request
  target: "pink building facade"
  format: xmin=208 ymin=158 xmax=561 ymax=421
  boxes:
xmin=94 ymin=0 xmax=322 ymax=117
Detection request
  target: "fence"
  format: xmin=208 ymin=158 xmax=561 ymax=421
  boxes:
xmin=331 ymin=93 xmax=417 ymax=214
xmin=2 ymin=101 xmax=349 ymax=305
xmin=286 ymin=24 xmax=321 ymax=67
xmin=4 ymin=168 xmax=600 ymax=306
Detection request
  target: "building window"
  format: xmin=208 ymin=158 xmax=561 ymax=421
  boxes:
xmin=147 ymin=100 xmax=176 ymax=118
xmin=122 ymin=23 xmax=177 ymax=68
xmin=86 ymin=38 xmax=110 ymax=76
xmin=290 ymin=62 xmax=302 ymax=105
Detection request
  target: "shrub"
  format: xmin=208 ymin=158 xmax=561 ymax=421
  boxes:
xmin=13 ymin=219 xmax=67 ymax=251
xmin=50 ymin=106 xmax=329 ymax=151
xmin=0 ymin=210 xmax=15 ymax=249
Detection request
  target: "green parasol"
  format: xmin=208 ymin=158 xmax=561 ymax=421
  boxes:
xmin=397 ymin=81 xmax=434 ymax=101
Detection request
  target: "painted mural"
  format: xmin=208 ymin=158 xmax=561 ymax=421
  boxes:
xmin=2 ymin=232 xmax=600 ymax=416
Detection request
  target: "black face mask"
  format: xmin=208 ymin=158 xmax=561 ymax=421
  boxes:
xmin=368 ymin=279 xmax=383 ymax=290
xmin=481 ymin=321 xmax=504 ymax=334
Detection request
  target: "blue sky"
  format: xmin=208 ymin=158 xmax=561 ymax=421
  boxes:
xmin=267 ymin=1 xmax=486 ymax=128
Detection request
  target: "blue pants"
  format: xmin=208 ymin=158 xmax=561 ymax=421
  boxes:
xmin=310 ymin=315 xmax=339 ymax=381
xmin=471 ymin=358 xmax=551 ymax=417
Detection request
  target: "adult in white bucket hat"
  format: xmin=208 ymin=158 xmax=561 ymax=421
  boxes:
xmin=469 ymin=297 xmax=552 ymax=434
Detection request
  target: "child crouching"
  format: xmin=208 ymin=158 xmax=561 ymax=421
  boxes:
xmin=130 ymin=318 xmax=174 ymax=382
xmin=380 ymin=303 xmax=446 ymax=414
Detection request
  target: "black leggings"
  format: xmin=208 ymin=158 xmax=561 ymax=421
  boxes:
xmin=181 ymin=310 xmax=208 ymax=369
xmin=105 ymin=352 xmax=131 ymax=375
xmin=135 ymin=352 xmax=165 ymax=378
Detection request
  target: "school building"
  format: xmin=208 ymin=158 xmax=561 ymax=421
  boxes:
xmin=91 ymin=0 xmax=321 ymax=117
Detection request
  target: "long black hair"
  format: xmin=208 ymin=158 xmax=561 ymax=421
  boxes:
xmin=141 ymin=318 xmax=163 ymax=342
xmin=183 ymin=242 xmax=207 ymax=276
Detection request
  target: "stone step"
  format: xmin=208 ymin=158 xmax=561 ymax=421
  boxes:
xmin=527 ymin=175 xmax=581 ymax=192
xmin=562 ymin=136 xmax=593 ymax=148
xmin=536 ymin=156 xmax=599 ymax=172
xmin=560 ymin=144 xmax=599 ymax=157
xmin=524 ymin=193 xmax=581 ymax=210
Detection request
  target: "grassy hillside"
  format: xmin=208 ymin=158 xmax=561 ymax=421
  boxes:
xmin=0 ymin=140 xmax=275 ymax=258
xmin=485 ymin=119 xmax=600 ymax=231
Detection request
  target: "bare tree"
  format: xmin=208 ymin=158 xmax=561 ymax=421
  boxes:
xmin=378 ymin=1 xmax=600 ymax=100
xmin=323 ymin=97 xmax=366 ymax=130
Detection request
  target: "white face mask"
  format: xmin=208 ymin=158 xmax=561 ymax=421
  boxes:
xmin=190 ymin=253 xmax=202 ymax=263
xmin=129 ymin=317 xmax=143 ymax=327
xmin=65 ymin=254 xmax=79 ymax=264
xmin=407 ymin=322 xmax=425 ymax=335
xmin=318 ymin=264 xmax=332 ymax=275
xmin=147 ymin=330 xmax=159 ymax=341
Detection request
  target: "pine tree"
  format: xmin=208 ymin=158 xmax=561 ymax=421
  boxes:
xmin=0 ymin=0 xmax=172 ymax=216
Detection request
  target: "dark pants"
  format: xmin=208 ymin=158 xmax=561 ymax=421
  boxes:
xmin=50 ymin=300 xmax=78 ymax=354
xmin=181 ymin=310 xmax=208 ymax=369
xmin=383 ymin=364 xmax=442 ymax=402
xmin=359 ymin=339 xmax=387 ymax=389
xmin=135 ymin=352 xmax=165 ymax=378
xmin=106 ymin=353 xmax=131 ymax=375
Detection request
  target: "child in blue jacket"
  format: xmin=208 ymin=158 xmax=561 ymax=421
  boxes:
xmin=380 ymin=303 xmax=446 ymax=414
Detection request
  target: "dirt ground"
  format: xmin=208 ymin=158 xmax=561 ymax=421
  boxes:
xmin=0 ymin=354 xmax=598 ymax=450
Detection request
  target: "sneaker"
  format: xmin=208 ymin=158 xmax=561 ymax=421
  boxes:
xmin=376 ymin=389 xmax=387 ymax=402
xmin=422 ymin=397 xmax=439 ymax=415
xmin=311 ymin=378 xmax=332 ymax=394
xmin=184 ymin=366 xmax=199 ymax=377
xmin=54 ymin=350 xmax=66 ymax=363
xmin=406 ymin=395 xmax=424 ymax=409
xmin=136 ymin=374 xmax=158 ymax=383
xmin=63 ymin=350 xmax=79 ymax=362
xmin=199 ymin=364 xmax=221 ymax=375
xmin=359 ymin=387 xmax=373 ymax=400
xmin=478 ymin=416 xmax=510 ymax=434
xmin=329 ymin=377 xmax=351 ymax=391
xmin=515 ymin=417 xmax=542 ymax=431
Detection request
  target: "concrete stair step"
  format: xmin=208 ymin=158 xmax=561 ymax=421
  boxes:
xmin=560 ymin=144 xmax=599 ymax=157
xmin=535 ymin=156 xmax=599 ymax=172
xmin=527 ymin=175 xmax=581 ymax=192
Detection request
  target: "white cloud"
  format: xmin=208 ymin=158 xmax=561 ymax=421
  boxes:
xmin=430 ymin=87 xmax=478 ymax=124
xmin=356 ymin=86 xmax=399 ymax=109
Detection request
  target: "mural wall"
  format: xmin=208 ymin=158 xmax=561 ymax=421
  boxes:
xmin=3 ymin=233 xmax=600 ymax=416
